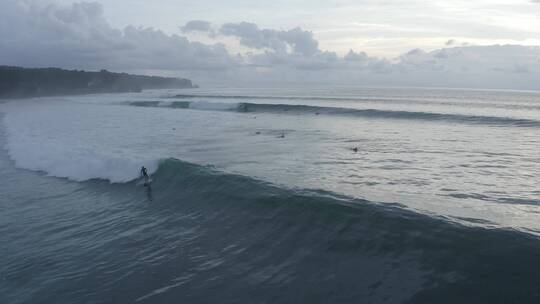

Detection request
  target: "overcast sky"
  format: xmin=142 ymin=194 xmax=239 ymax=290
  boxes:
xmin=2 ymin=0 xmax=540 ymax=89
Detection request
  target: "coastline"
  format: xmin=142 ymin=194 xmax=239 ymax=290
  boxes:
xmin=0 ymin=66 xmax=196 ymax=99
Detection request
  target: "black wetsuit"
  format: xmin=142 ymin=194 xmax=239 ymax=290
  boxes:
xmin=141 ymin=167 xmax=149 ymax=182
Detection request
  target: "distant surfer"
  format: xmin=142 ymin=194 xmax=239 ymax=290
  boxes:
xmin=140 ymin=166 xmax=149 ymax=186
xmin=352 ymin=147 xmax=358 ymax=153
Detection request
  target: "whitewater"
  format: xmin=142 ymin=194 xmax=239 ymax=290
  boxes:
xmin=1 ymin=86 xmax=540 ymax=303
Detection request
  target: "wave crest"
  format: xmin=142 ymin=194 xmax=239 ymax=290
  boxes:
xmin=126 ymin=100 xmax=540 ymax=127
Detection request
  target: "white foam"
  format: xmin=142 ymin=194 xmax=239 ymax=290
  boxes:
xmin=1 ymin=99 xmax=160 ymax=183
xmin=0 ymin=95 xmax=248 ymax=183
xmin=188 ymin=101 xmax=238 ymax=111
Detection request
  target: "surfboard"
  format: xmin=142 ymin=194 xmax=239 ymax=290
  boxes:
xmin=137 ymin=178 xmax=153 ymax=186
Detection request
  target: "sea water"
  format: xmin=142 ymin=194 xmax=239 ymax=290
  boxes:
xmin=1 ymin=86 xmax=540 ymax=303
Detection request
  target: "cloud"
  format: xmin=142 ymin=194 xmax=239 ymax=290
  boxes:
xmin=398 ymin=45 xmax=540 ymax=74
xmin=180 ymin=20 xmax=212 ymax=33
xmin=216 ymin=22 xmax=390 ymax=72
xmin=344 ymin=50 xmax=368 ymax=62
xmin=220 ymin=22 xmax=319 ymax=56
xmin=1 ymin=1 xmax=540 ymax=89
xmin=0 ymin=1 xmax=235 ymax=71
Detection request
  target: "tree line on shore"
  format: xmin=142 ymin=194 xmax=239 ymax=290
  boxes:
xmin=0 ymin=66 xmax=194 ymax=98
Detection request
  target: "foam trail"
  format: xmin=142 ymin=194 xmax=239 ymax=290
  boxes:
xmin=126 ymin=100 xmax=236 ymax=111
xmin=1 ymin=101 xmax=160 ymax=183
xmin=5 ymin=135 xmax=159 ymax=182
xmin=7 ymin=147 xmax=159 ymax=182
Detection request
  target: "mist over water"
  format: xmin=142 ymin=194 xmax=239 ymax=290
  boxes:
xmin=1 ymin=86 xmax=540 ymax=303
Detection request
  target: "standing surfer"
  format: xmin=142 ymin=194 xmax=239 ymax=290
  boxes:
xmin=140 ymin=166 xmax=149 ymax=186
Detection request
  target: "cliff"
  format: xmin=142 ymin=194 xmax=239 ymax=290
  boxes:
xmin=0 ymin=66 xmax=194 ymax=98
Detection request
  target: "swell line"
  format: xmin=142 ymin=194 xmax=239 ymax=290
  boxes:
xmin=126 ymin=101 xmax=540 ymax=127
xmin=170 ymin=93 xmax=540 ymax=111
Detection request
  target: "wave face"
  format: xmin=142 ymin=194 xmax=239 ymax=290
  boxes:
xmin=3 ymin=157 xmax=540 ymax=303
xmin=116 ymin=159 xmax=540 ymax=303
xmin=126 ymin=100 xmax=540 ymax=127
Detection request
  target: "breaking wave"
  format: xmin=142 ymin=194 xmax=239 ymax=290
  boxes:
xmin=126 ymin=100 xmax=540 ymax=127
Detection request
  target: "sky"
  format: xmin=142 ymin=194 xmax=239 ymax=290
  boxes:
xmin=2 ymin=0 xmax=540 ymax=89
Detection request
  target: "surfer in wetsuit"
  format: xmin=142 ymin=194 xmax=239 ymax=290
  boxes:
xmin=140 ymin=166 xmax=149 ymax=185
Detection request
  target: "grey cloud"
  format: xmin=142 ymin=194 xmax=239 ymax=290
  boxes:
xmin=251 ymin=51 xmax=340 ymax=70
xmin=217 ymin=22 xmax=364 ymax=71
xmin=394 ymin=45 xmax=540 ymax=80
xmin=404 ymin=49 xmax=426 ymax=56
xmin=0 ymin=1 xmax=235 ymax=71
xmin=344 ymin=50 xmax=368 ymax=62
xmin=220 ymin=22 xmax=319 ymax=56
xmin=500 ymin=63 xmax=531 ymax=74
xmin=180 ymin=20 xmax=212 ymax=33
xmin=278 ymin=27 xmax=319 ymax=57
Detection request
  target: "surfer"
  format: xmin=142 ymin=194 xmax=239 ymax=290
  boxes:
xmin=140 ymin=166 xmax=149 ymax=185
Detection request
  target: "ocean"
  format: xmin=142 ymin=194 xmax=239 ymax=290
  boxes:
xmin=1 ymin=86 xmax=540 ymax=303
